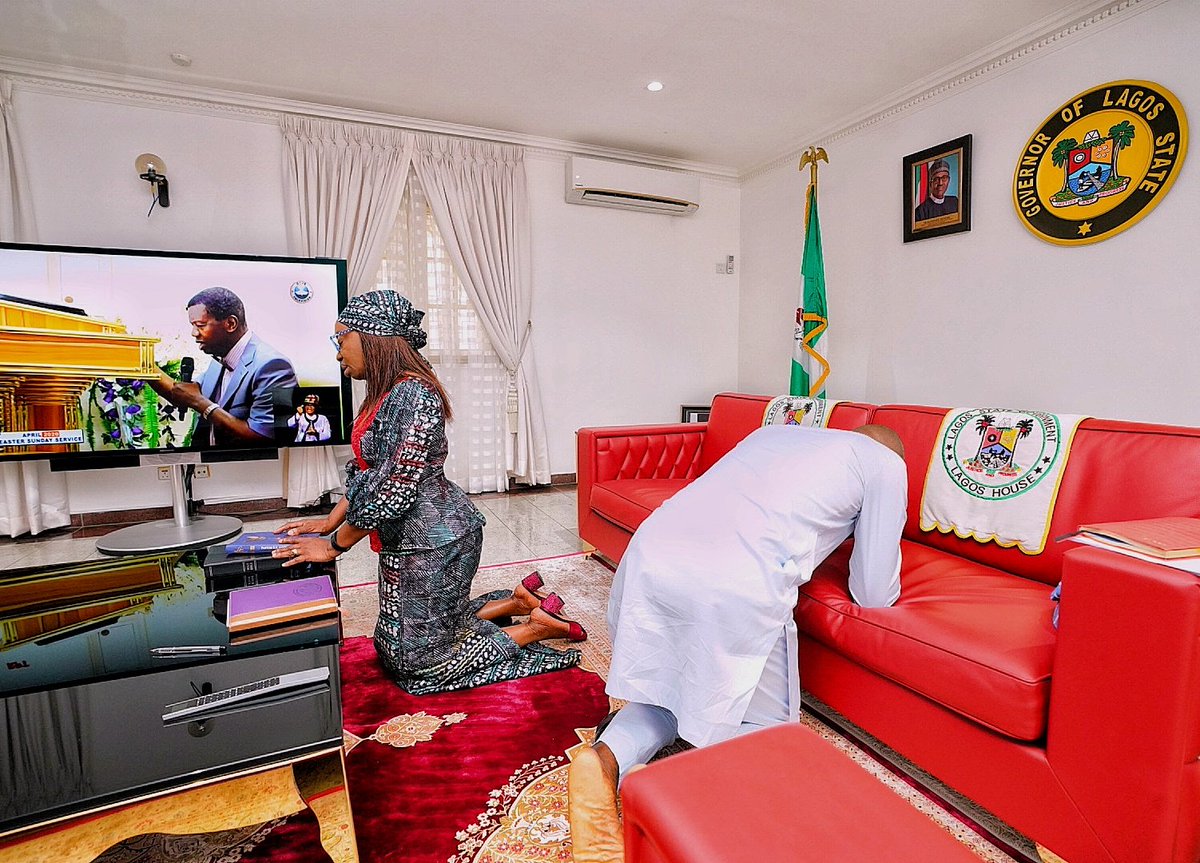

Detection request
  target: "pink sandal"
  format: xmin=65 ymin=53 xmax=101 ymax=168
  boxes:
xmin=539 ymin=593 xmax=588 ymax=642
xmin=519 ymin=570 xmax=547 ymax=602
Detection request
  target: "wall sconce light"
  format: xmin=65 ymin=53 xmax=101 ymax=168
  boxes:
xmin=135 ymin=152 xmax=171 ymax=215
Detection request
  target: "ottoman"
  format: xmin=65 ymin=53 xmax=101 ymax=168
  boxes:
xmin=620 ymin=723 xmax=984 ymax=863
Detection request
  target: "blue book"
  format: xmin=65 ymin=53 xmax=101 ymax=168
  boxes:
xmin=224 ymin=532 xmax=320 ymax=554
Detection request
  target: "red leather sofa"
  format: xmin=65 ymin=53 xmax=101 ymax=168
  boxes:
xmin=576 ymin=392 xmax=1200 ymax=863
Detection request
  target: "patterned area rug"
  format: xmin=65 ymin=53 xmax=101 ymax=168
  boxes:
xmin=237 ymin=637 xmax=609 ymax=863
xmin=96 ymin=553 xmax=1038 ymax=863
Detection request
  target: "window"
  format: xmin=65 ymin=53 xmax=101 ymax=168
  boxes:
xmin=372 ymin=170 xmax=508 ymax=493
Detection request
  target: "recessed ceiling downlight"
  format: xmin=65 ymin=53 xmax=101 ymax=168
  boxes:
xmin=646 ymin=81 xmax=664 ymax=92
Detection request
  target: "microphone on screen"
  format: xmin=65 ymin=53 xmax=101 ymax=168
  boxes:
xmin=178 ymin=356 xmax=195 ymax=417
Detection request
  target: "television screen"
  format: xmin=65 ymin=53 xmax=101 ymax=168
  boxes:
xmin=0 ymin=242 xmax=350 ymax=463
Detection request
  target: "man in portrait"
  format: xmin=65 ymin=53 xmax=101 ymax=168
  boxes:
xmin=914 ymin=157 xmax=959 ymax=222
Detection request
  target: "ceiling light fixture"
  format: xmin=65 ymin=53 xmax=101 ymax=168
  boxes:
xmin=646 ymin=81 xmax=664 ymax=92
xmin=169 ymin=52 xmax=192 ymax=67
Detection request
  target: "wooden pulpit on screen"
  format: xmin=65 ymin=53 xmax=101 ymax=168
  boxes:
xmin=0 ymin=295 xmax=160 ymax=453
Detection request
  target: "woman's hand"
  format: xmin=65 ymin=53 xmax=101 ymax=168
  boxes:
xmin=275 ymin=517 xmax=335 ymax=536
xmin=272 ymin=535 xmax=340 ymax=567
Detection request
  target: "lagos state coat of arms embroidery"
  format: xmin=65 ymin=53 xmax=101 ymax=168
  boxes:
xmin=939 ymin=409 xmax=1061 ymax=501
xmin=1013 ymin=80 xmax=1187 ymax=245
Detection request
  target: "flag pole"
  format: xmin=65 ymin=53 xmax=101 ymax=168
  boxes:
xmin=790 ymin=146 xmax=831 ymax=398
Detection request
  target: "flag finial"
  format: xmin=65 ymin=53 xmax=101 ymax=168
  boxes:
xmin=798 ymin=146 xmax=829 ymax=189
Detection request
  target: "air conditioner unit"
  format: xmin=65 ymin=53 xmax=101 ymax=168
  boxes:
xmin=565 ymin=156 xmax=700 ymax=215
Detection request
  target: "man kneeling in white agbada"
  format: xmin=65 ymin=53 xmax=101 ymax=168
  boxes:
xmin=568 ymin=424 xmax=908 ymax=862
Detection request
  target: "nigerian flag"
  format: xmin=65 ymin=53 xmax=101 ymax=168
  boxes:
xmin=789 ymin=182 xmax=829 ymax=397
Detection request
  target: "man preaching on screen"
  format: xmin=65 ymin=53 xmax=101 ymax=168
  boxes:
xmin=150 ymin=286 xmax=298 ymax=446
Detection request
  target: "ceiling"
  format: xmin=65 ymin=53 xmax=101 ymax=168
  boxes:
xmin=0 ymin=0 xmax=1104 ymax=171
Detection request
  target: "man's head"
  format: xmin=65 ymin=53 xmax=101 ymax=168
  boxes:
xmin=927 ymin=159 xmax=951 ymax=200
xmin=853 ymin=424 xmax=905 ymax=460
xmin=187 ymin=287 xmax=247 ymax=358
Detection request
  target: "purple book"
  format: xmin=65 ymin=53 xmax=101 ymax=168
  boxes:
xmin=225 ymin=575 xmax=339 ymax=632
xmin=225 ymin=532 xmax=320 ymax=554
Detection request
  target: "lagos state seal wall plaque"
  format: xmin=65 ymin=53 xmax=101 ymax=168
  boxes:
xmin=1013 ymin=80 xmax=1187 ymax=245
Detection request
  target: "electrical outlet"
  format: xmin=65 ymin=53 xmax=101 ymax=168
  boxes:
xmin=157 ymin=466 xmax=171 ymax=480
xmin=194 ymin=464 xmax=211 ymax=479
xmin=715 ymin=262 xmax=725 ymax=274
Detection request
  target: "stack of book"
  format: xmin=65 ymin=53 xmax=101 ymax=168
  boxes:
xmin=1065 ymin=516 xmax=1200 ymax=573
xmin=202 ymin=532 xmax=324 ymax=592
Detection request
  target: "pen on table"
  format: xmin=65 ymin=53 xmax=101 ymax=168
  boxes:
xmin=150 ymin=645 xmax=226 ymax=656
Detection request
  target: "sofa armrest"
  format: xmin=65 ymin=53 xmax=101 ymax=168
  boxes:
xmin=575 ymin=423 xmax=707 ymax=562
xmin=1046 ymin=547 xmax=1200 ymax=863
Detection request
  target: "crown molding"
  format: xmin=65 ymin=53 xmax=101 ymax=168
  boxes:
xmin=0 ymin=56 xmax=739 ymax=182
xmin=741 ymin=0 xmax=1168 ymax=181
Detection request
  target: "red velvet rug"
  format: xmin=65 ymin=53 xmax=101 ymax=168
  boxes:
xmin=239 ymin=636 xmax=609 ymax=863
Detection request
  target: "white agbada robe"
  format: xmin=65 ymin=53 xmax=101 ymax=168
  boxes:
xmin=606 ymin=425 xmax=907 ymax=748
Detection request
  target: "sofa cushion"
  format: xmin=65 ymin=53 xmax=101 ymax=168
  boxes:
xmin=825 ymin=401 xmax=874 ymax=430
xmin=696 ymin=393 xmax=773 ymax=474
xmin=590 ymin=479 xmax=691 ymax=533
xmin=797 ymin=541 xmax=1057 ymax=741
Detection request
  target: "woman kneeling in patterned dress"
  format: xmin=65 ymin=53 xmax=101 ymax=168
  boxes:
xmin=274 ymin=290 xmax=584 ymax=695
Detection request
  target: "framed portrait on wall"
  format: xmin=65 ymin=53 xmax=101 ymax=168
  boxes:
xmin=903 ymin=134 xmax=972 ymax=242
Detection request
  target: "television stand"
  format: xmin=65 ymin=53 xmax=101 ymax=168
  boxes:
xmin=96 ymin=463 xmax=242 ymax=555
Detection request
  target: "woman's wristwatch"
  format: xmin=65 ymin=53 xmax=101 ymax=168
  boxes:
xmin=328 ymin=530 xmax=352 ymax=553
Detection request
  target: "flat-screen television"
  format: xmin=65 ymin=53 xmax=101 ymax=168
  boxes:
xmin=0 ymin=242 xmax=351 ymax=467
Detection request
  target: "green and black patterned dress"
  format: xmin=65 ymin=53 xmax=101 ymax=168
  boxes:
xmin=345 ymin=376 xmax=579 ymax=695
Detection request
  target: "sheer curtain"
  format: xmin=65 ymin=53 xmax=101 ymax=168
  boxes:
xmin=412 ymin=133 xmax=551 ymax=486
xmin=280 ymin=114 xmax=415 ymax=506
xmin=0 ymin=75 xmax=71 ymax=538
xmin=373 ymin=169 xmax=508 ymax=493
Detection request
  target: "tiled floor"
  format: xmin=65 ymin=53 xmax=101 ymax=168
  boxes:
xmin=335 ymin=484 xmax=586 ymax=587
xmin=0 ymin=485 xmax=587 ymax=582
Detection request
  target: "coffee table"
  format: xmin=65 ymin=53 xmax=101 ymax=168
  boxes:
xmin=0 ymin=550 xmax=355 ymax=861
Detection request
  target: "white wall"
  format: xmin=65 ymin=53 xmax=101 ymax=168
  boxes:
xmin=739 ymin=0 xmax=1200 ymax=428
xmin=527 ymin=152 xmax=740 ymax=473
xmin=7 ymin=86 xmax=742 ymax=510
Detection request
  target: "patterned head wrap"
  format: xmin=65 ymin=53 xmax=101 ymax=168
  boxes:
xmin=337 ymin=290 xmax=428 ymax=350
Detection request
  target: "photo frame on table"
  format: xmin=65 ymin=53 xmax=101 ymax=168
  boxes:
xmin=903 ymin=134 xmax=972 ymax=242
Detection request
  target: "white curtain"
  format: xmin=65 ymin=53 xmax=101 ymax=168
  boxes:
xmin=374 ymin=169 xmax=508 ymax=493
xmin=279 ymin=114 xmax=415 ymax=506
xmin=411 ymin=134 xmax=551 ymax=485
xmin=0 ymin=75 xmax=71 ymax=538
